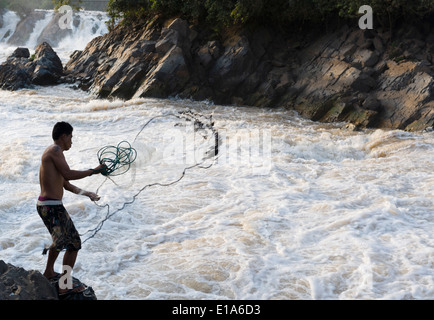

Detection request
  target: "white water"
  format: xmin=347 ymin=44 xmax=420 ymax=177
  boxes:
xmin=0 ymin=8 xmax=433 ymax=301
xmin=25 ymin=11 xmax=55 ymax=50
xmin=0 ymin=85 xmax=432 ymax=300
xmin=0 ymin=9 xmax=109 ymax=63
xmin=0 ymin=10 xmax=20 ymax=43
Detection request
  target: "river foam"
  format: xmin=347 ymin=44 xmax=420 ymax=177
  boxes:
xmin=0 ymin=85 xmax=432 ymax=299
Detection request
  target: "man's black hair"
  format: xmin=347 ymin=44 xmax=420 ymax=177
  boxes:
xmin=52 ymin=122 xmax=73 ymax=141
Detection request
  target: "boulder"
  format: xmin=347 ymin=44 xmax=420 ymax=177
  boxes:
xmin=0 ymin=260 xmax=97 ymax=300
xmin=32 ymin=42 xmax=64 ymax=85
xmin=0 ymin=42 xmax=63 ymax=90
xmin=10 ymin=47 xmax=30 ymax=59
xmin=0 ymin=58 xmax=34 ymax=90
xmin=0 ymin=260 xmax=58 ymax=300
xmin=376 ymin=60 xmax=434 ymax=129
xmin=209 ymin=34 xmax=256 ymax=99
xmin=36 ymin=12 xmax=79 ymax=48
xmin=134 ymin=46 xmax=189 ymax=98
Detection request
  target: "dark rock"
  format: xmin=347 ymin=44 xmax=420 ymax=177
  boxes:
xmin=59 ymin=286 xmax=97 ymax=300
xmin=0 ymin=260 xmax=58 ymax=300
xmin=32 ymin=42 xmax=64 ymax=85
xmin=0 ymin=260 xmax=97 ymax=300
xmin=10 ymin=47 xmax=30 ymax=59
xmin=351 ymin=72 xmax=377 ymax=92
xmin=362 ymin=94 xmax=382 ymax=111
xmin=0 ymin=59 xmax=33 ymax=90
xmin=48 ymin=274 xmax=97 ymax=301
xmin=209 ymin=34 xmax=257 ymax=101
xmin=0 ymin=42 xmax=63 ymax=90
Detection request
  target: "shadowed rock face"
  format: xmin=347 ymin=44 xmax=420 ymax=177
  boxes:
xmin=62 ymin=17 xmax=433 ymax=131
xmin=2 ymin=15 xmax=433 ymax=131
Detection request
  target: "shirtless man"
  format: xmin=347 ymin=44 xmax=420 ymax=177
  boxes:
xmin=37 ymin=121 xmax=105 ymax=294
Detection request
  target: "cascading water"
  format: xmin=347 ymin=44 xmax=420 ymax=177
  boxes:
xmin=0 ymin=9 xmax=20 ymax=43
xmin=0 ymin=9 xmax=109 ymax=63
xmin=25 ymin=10 xmax=55 ymax=50
xmin=56 ymin=10 xmax=109 ymax=57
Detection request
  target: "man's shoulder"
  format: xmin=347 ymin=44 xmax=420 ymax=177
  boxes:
xmin=43 ymin=144 xmax=63 ymax=159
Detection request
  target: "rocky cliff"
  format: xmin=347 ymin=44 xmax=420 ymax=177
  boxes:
xmin=1 ymin=14 xmax=433 ymax=131
xmin=62 ymin=17 xmax=433 ymax=131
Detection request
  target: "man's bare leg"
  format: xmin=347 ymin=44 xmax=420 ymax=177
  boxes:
xmin=60 ymin=249 xmax=85 ymax=293
xmin=62 ymin=249 xmax=78 ymax=272
xmin=43 ymin=247 xmax=60 ymax=279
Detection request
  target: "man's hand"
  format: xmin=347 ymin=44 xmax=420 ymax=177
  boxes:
xmin=87 ymin=192 xmax=100 ymax=202
xmin=92 ymin=163 xmax=108 ymax=175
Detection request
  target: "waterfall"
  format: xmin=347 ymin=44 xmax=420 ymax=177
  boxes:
xmin=26 ymin=11 xmax=55 ymax=50
xmin=0 ymin=10 xmax=20 ymax=43
xmin=0 ymin=9 xmax=109 ymax=63
xmin=56 ymin=10 xmax=109 ymax=54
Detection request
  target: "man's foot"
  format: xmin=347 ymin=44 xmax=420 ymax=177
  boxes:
xmin=44 ymin=271 xmax=86 ymax=295
xmin=58 ymin=283 xmax=86 ymax=295
xmin=58 ymin=275 xmax=87 ymax=295
xmin=44 ymin=272 xmax=61 ymax=281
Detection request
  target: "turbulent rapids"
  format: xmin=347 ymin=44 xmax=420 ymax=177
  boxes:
xmin=0 ymin=8 xmax=433 ymax=301
xmin=0 ymin=86 xmax=433 ymax=299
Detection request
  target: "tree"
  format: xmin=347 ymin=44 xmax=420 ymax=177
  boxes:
xmin=103 ymin=0 xmax=434 ymax=31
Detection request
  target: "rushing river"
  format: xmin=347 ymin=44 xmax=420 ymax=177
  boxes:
xmin=0 ymin=9 xmax=433 ymax=300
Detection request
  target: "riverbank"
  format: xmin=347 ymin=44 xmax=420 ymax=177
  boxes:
xmin=1 ymin=10 xmax=433 ymax=131
xmin=61 ymin=16 xmax=434 ymax=131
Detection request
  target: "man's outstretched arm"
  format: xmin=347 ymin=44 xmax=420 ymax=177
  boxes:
xmin=51 ymin=146 xmax=106 ymax=180
xmin=64 ymin=180 xmax=101 ymax=202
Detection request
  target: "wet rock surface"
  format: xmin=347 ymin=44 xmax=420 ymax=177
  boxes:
xmin=62 ymin=17 xmax=434 ymax=131
xmin=0 ymin=42 xmax=63 ymax=90
xmin=2 ymin=15 xmax=434 ymax=131
xmin=0 ymin=260 xmax=97 ymax=300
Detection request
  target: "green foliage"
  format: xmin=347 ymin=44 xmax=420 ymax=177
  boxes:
xmin=52 ymin=0 xmax=109 ymax=11
xmin=105 ymin=0 xmax=434 ymax=30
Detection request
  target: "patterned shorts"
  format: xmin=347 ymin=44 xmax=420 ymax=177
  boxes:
xmin=37 ymin=199 xmax=81 ymax=252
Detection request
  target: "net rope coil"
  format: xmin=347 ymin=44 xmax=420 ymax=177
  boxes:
xmin=97 ymin=141 xmax=137 ymax=176
xmin=80 ymin=110 xmax=219 ymax=243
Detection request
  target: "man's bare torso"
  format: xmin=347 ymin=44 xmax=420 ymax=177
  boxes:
xmin=39 ymin=144 xmax=65 ymax=200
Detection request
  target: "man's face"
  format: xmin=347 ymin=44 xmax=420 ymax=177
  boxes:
xmin=63 ymin=133 xmax=73 ymax=151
